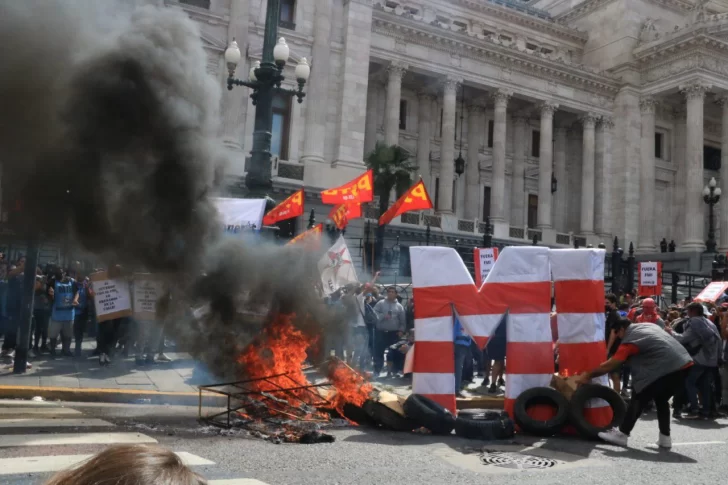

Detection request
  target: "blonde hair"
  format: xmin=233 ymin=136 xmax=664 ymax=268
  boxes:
xmin=45 ymin=444 xmax=207 ymax=485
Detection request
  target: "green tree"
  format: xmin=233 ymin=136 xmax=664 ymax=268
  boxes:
xmin=365 ymin=143 xmax=416 ymax=270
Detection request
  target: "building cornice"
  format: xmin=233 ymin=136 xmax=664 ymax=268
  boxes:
xmin=556 ymin=0 xmax=700 ymax=24
xmin=165 ymin=0 xmax=229 ymax=25
xmin=371 ymin=12 xmax=619 ymax=95
xmin=447 ymin=0 xmax=588 ymax=43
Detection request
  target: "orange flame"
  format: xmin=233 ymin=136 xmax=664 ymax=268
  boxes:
xmin=326 ymin=360 xmax=373 ymax=417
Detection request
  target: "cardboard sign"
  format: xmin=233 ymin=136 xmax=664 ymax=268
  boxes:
xmin=694 ymin=281 xmax=728 ymax=303
xmin=90 ymin=271 xmax=132 ymax=322
xmin=132 ymin=274 xmax=165 ymax=321
xmin=640 ymin=262 xmax=658 ymax=287
xmin=473 ymin=247 xmax=499 ymax=287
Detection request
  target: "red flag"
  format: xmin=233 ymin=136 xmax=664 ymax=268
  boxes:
xmin=321 ymin=170 xmax=373 ymax=205
xmin=262 ymin=189 xmax=304 ymax=226
xmin=328 ymin=202 xmax=362 ymax=230
xmin=287 ymin=223 xmax=323 ymax=249
xmin=378 ymin=180 xmax=433 ymax=226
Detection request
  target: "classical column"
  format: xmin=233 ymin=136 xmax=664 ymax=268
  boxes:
xmin=465 ymin=102 xmax=485 ymax=220
xmin=672 ymin=108 xmax=687 ymax=244
xmin=300 ymin=0 xmax=332 ymax=165
xmin=416 ymin=91 xmax=434 ymax=194
xmin=384 ymin=62 xmax=407 ymax=146
xmin=221 ymin=0 xmax=250 ymax=152
xmin=580 ymin=113 xmax=598 ymax=235
xmin=718 ymin=96 xmax=728 ymax=252
xmin=364 ymin=86 xmax=378 ymax=155
xmin=510 ymin=114 xmax=528 ymax=226
xmin=595 ymin=117 xmax=614 ymax=237
xmin=637 ymin=97 xmax=657 ymax=251
xmin=537 ymin=102 xmax=558 ymax=229
xmin=680 ymin=82 xmax=710 ymax=250
xmin=490 ymin=89 xmax=512 ymax=222
xmin=553 ymin=125 xmax=568 ymax=231
xmin=437 ymin=78 xmax=460 ymax=214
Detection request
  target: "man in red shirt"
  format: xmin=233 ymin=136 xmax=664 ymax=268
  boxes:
xmin=636 ymin=298 xmax=665 ymax=329
xmin=575 ymin=318 xmax=693 ymax=449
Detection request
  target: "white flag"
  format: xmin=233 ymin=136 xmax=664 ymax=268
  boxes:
xmin=318 ymin=235 xmax=359 ymax=295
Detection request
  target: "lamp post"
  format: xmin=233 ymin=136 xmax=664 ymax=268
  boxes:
xmin=703 ymin=176 xmax=721 ymax=253
xmin=223 ymin=0 xmax=310 ymax=197
xmin=454 ymin=87 xmax=465 ymax=177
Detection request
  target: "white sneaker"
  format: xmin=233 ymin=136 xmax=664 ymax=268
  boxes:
xmin=598 ymin=428 xmax=629 ymax=447
xmin=657 ymin=434 xmax=672 ymax=449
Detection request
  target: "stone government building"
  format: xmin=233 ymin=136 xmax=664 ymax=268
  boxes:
xmin=176 ymin=0 xmax=728 ymax=269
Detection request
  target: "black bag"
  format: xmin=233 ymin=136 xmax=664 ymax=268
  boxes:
xmin=361 ymin=302 xmax=378 ymax=328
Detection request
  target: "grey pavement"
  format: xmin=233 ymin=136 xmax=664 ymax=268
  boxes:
xmin=0 ymin=339 xmax=200 ymax=393
xmin=0 ymin=399 xmax=726 ymax=485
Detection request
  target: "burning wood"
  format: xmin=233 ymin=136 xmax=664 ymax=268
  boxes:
xmin=199 ymin=313 xmax=375 ymax=443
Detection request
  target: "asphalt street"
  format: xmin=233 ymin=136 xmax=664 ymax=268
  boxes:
xmin=0 ymin=398 xmax=726 ymax=485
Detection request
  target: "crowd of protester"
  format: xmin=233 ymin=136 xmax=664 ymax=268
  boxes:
xmin=0 ymin=254 xmax=172 ymax=368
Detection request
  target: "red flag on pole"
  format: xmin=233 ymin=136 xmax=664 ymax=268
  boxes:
xmin=262 ymin=189 xmax=304 ymax=226
xmin=378 ymin=180 xmax=433 ymax=226
xmin=320 ymin=170 xmax=373 ymax=205
xmin=329 ymin=202 xmax=362 ymax=230
xmin=287 ymin=223 xmax=323 ymax=249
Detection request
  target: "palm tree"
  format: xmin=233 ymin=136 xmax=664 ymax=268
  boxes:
xmin=365 ymin=142 xmax=416 ymax=270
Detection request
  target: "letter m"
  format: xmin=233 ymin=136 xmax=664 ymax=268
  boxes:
xmin=410 ymin=246 xmax=553 ymax=414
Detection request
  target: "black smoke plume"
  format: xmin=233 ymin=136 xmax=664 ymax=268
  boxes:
xmin=0 ymin=0 xmax=345 ymax=380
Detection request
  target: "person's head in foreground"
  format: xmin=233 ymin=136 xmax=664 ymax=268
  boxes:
xmin=45 ymin=444 xmax=207 ymax=485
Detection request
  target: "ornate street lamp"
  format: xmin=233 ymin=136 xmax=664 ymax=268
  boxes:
xmin=551 ymin=172 xmax=557 ymax=194
xmin=223 ymin=0 xmax=311 ymax=197
xmin=454 ymin=87 xmax=465 ymax=177
xmin=703 ymin=176 xmax=721 ymax=253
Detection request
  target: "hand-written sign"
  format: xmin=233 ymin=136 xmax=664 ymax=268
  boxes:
xmin=133 ymin=274 xmax=165 ymax=321
xmin=640 ymin=262 xmax=658 ymax=287
xmin=474 ymin=247 xmax=499 ymax=287
xmin=694 ymin=281 xmax=728 ymax=303
xmin=90 ymin=271 xmax=132 ymax=323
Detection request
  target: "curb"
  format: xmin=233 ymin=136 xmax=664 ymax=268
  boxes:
xmin=0 ymin=385 xmax=227 ymax=407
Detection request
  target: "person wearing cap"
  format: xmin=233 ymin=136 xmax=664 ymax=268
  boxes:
xmin=636 ymin=298 xmax=665 ymax=329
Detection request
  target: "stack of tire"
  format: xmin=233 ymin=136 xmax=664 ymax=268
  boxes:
xmin=513 ymin=384 xmax=626 ymax=439
xmin=401 ymin=395 xmax=515 ymax=440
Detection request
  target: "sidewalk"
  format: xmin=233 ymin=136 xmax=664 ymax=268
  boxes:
xmin=0 ymin=339 xmax=219 ymax=406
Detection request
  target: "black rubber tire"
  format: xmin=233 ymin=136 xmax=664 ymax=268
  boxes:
xmin=513 ymin=387 xmax=569 ymax=437
xmin=362 ymin=400 xmax=419 ymax=432
xmin=568 ymin=384 xmax=627 ymax=440
xmin=342 ymin=403 xmax=377 ymax=427
xmin=458 ymin=410 xmax=510 ymax=421
xmin=454 ymin=414 xmax=515 ymax=440
xmin=403 ymin=394 xmax=456 ymax=435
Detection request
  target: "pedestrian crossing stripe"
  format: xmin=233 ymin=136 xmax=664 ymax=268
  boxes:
xmin=0 ymin=418 xmax=113 ymax=428
xmin=0 ymin=452 xmax=214 ymax=475
xmin=0 ymin=432 xmax=158 ymax=447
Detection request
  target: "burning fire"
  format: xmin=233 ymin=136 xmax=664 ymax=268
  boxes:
xmin=237 ymin=314 xmax=372 ymax=420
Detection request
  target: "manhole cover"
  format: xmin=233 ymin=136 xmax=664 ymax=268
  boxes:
xmin=479 ymin=450 xmax=559 ymax=470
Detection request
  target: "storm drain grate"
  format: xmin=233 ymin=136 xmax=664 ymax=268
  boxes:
xmin=479 ymin=450 xmax=559 ymax=470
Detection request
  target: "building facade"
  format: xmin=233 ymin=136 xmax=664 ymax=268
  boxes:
xmin=174 ymin=0 xmax=728 ymax=256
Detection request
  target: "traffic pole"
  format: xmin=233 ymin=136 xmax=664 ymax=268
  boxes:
xmin=13 ymin=237 xmax=39 ymax=374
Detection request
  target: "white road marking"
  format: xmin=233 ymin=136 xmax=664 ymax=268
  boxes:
xmin=0 ymin=452 xmax=214 ymax=475
xmin=0 ymin=407 xmax=82 ymax=415
xmin=0 ymin=399 xmax=59 ymax=407
xmin=0 ymin=418 xmax=113 ymax=428
xmin=671 ymin=441 xmax=727 ymax=446
xmin=0 ymin=432 xmax=157 ymax=447
xmin=209 ymin=480 xmax=271 ymax=485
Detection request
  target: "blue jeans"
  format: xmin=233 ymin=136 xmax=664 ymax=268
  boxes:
xmin=686 ymin=364 xmax=713 ymax=416
xmin=0 ymin=281 xmax=7 ymax=320
xmin=454 ymin=344 xmax=469 ymax=392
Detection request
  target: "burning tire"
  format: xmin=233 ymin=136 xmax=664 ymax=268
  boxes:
xmin=362 ymin=400 xmax=418 ymax=432
xmin=568 ymin=384 xmax=626 ymax=440
xmin=513 ymin=387 xmax=569 ymax=437
xmin=453 ymin=414 xmax=515 ymax=440
xmin=342 ymin=403 xmax=377 ymax=427
xmin=403 ymin=394 xmax=455 ymax=435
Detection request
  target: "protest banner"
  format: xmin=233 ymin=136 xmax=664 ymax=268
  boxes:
xmin=329 ymin=202 xmax=362 ymax=230
xmin=213 ymin=197 xmax=267 ymax=233
xmin=262 ymin=189 xmax=304 ymax=226
xmin=378 ymin=179 xmax=433 ymax=226
xmin=694 ymin=281 xmax=728 ymax=303
xmin=638 ymin=261 xmax=662 ymax=297
xmin=132 ymin=273 xmax=166 ymax=321
xmin=90 ymin=271 xmax=132 ymax=322
xmin=473 ymin=247 xmax=499 ymax=287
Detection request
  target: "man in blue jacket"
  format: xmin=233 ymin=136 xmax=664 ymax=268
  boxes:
xmin=454 ymin=316 xmax=472 ymax=397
